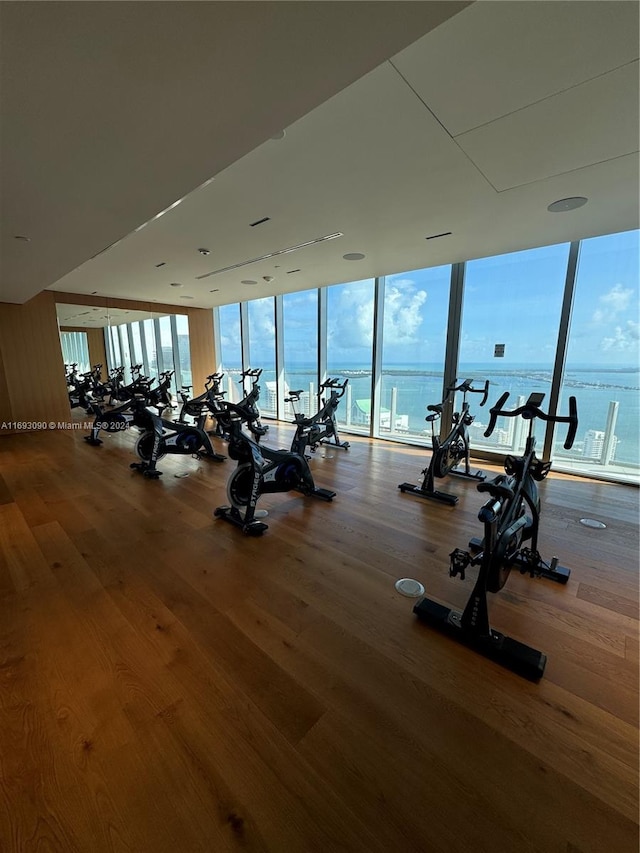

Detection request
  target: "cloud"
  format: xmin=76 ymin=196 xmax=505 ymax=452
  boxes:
xmin=248 ymin=297 xmax=275 ymax=339
xmin=328 ymin=284 xmax=375 ymax=349
xmin=383 ymin=284 xmax=427 ymax=344
xmin=601 ymin=320 xmax=639 ymax=351
xmin=592 ymin=284 xmax=634 ymax=323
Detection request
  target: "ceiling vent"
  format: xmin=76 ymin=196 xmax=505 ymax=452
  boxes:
xmin=197 ymin=232 xmax=343 ymax=280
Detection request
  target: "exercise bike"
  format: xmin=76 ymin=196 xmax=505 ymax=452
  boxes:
xmin=84 ymin=394 xmax=149 ymax=445
xmin=398 ymin=378 xmax=489 ymax=505
xmin=213 ymin=404 xmax=336 ymax=535
xmin=129 ymin=406 xmax=226 ymax=478
xmin=286 ymin=378 xmax=350 ymax=456
xmin=413 ymin=391 xmax=578 ymax=681
xmin=177 ymin=373 xmax=225 ymax=427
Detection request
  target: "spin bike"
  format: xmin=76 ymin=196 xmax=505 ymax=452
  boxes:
xmin=398 ymin=379 xmax=489 ymax=505
xmin=234 ymin=368 xmax=269 ymax=441
xmin=286 ymin=378 xmax=350 ymax=456
xmin=129 ymin=405 xmax=226 ymax=479
xmin=84 ymin=394 xmax=149 ymax=445
xmin=213 ymin=404 xmax=336 ymax=535
xmin=177 ymin=373 xmax=225 ymax=425
xmin=413 ymin=391 xmax=578 ymax=680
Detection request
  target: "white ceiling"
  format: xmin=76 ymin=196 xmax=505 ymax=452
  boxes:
xmin=3 ymin=2 xmax=639 ymax=313
xmin=0 ymin=0 xmax=467 ymax=304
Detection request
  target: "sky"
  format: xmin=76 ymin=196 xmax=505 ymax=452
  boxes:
xmin=219 ymin=229 xmax=639 ymax=370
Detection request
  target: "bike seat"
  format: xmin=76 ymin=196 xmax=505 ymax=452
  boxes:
xmin=477 ymin=474 xmax=514 ymax=501
xmin=427 ymin=404 xmax=443 ymax=414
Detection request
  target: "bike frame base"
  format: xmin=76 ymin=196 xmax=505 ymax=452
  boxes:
xmin=413 ymin=597 xmax=546 ymax=681
xmin=311 ymin=487 xmax=336 ymax=501
xmin=449 ymin=468 xmax=485 ymax=481
xmin=398 ymin=483 xmax=458 ymax=506
xmin=130 ymin=461 xmax=162 ymax=479
xmin=214 ymin=505 xmax=269 ymax=536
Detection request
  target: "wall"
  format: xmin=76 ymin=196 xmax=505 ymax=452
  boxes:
xmin=0 ymin=291 xmax=216 ymax=429
xmin=0 ymin=291 xmax=70 ymax=428
xmin=186 ymin=307 xmax=216 ymax=393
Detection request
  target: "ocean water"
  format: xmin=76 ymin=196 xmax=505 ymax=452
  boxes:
xmin=225 ymin=363 xmax=639 ymax=468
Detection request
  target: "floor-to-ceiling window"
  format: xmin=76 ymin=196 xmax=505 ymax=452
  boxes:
xmin=118 ymin=324 xmax=133 ymax=382
xmin=218 ymin=303 xmax=243 ymax=402
xmin=130 ymin=322 xmax=144 ymax=369
xmin=213 ymin=231 xmax=639 ymax=485
xmin=108 ymin=326 xmax=121 ymax=372
xmin=247 ymin=296 xmax=277 ymax=417
xmin=377 ymin=265 xmax=451 ymax=441
xmin=325 ymin=278 xmax=375 ymax=432
xmin=60 ymin=331 xmax=90 ymax=373
xmin=174 ymin=314 xmax=192 ymax=391
xmin=282 ymin=290 xmax=318 ymax=419
xmin=459 ymin=243 xmax=570 ymax=454
xmin=143 ymin=319 xmax=159 ymax=375
xmin=553 ymin=230 xmax=639 ymax=481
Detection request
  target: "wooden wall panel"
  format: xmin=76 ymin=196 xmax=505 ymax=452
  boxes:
xmin=0 ymin=291 xmax=70 ymax=428
xmin=51 ymin=291 xmax=189 ymax=314
xmin=186 ymin=307 xmax=216 ymax=392
xmin=0 ymin=334 xmax=11 ymax=425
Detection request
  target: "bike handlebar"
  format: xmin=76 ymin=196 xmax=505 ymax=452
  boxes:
xmin=240 ymin=368 xmax=263 ymax=381
xmin=445 ymin=378 xmax=490 ymax=406
xmin=319 ymin=378 xmax=348 ymax=397
xmin=484 ymin=392 xmax=578 ymax=449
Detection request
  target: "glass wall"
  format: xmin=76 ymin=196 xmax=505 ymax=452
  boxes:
xmin=61 ymin=331 xmax=90 ymax=373
xmin=378 ymin=265 xmax=450 ymax=440
xmin=218 ymin=303 xmax=243 ymax=403
xmin=214 ymin=229 xmax=639 ymax=484
xmin=282 ymin=290 xmax=318 ymax=419
xmin=131 ymin=322 xmax=144 ymax=368
xmin=553 ymin=230 xmax=639 ymax=481
xmin=247 ymin=297 xmax=277 ymax=417
xmin=459 ymin=243 xmax=570 ymax=454
xmin=175 ymin=314 xmax=192 ymax=391
xmin=326 ymin=279 xmax=375 ymax=432
xmin=143 ymin=319 xmax=159 ymax=374
xmin=103 ymin=313 xmax=191 ymax=401
xmin=118 ymin=325 xmax=133 ymax=382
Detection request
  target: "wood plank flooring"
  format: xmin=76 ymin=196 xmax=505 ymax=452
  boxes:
xmin=0 ymin=416 xmax=638 ymax=853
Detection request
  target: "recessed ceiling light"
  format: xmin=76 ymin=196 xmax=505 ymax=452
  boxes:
xmin=241 ymin=280 xmax=258 ymax=285
xmin=270 ymin=130 xmax=286 ymax=140
xmin=209 ymin=289 xmax=220 ymax=293
xmin=425 ymin=231 xmax=452 ymax=240
xmin=286 ymin=269 xmax=300 ymax=274
xmin=250 ymin=217 xmax=270 ymax=227
xmin=547 ymin=197 xmax=588 ymax=213
xmin=169 ymin=282 xmax=183 ymax=287
xmin=198 ymin=248 xmax=210 ymax=255
xmin=14 ymin=235 xmax=30 ymax=241
xmin=179 ymin=295 xmax=194 ymax=300
xmin=155 ymin=262 xmax=166 ymax=267
xmin=343 ymin=252 xmax=365 ymax=261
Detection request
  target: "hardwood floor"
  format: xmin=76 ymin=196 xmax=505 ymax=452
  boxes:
xmin=0 ymin=417 xmax=637 ymax=853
